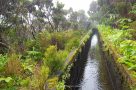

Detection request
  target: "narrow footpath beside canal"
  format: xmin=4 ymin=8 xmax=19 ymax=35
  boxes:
xmin=65 ymin=34 xmax=114 ymax=90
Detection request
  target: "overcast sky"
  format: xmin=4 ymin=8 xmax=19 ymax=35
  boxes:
xmin=54 ymin=0 xmax=97 ymax=13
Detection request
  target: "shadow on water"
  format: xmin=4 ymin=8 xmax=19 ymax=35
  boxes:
xmin=65 ymin=32 xmax=113 ymax=90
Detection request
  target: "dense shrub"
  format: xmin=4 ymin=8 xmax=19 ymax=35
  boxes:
xmin=38 ymin=31 xmax=51 ymax=51
xmin=0 ymin=54 xmax=8 ymax=71
xmin=44 ymin=45 xmax=68 ymax=75
xmin=30 ymin=66 xmax=49 ymax=90
xmin=65 ymin=37 xmax=80 ymax=51
xmin=25 ymin=31 xmax=51 ymax=53
xmin=0 ymin=30 xmax=85 ymax=89
xmin=26 ymin=48 xmax=43 ymax=61
xmin=98 ymin=25 xmax=136 ymax=77
xmin=51 ymin=33 xmax=66 ymax=50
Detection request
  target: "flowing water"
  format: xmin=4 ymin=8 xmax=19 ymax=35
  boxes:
xmin=65 ymin=34 xmax=113 ymax=90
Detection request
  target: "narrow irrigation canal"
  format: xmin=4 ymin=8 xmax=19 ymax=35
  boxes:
xmin=65 ymin=33 xmax=114 ymax=90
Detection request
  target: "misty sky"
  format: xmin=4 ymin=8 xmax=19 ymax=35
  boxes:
xmin=54 ymin=0 xmax=97 ymax=13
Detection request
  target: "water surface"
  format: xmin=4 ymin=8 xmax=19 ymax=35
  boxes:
xmin=65 ymin=34 xmax=113 ymax=90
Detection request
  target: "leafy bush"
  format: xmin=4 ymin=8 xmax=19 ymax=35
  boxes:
xmin=98 ymin=25 xmax=132 ymax=46
xmin=22 ymin=59 xmax=34 ymax=76
xmin=120 ymin=40 xmax=136 ymax=57
xmin=57 ymin=81 xmax=65 ymax=90
xmin=130 ymin=21 xmax=136 ymax=30
xmin=38 ymin=31 xmax=51 ymax=50
xmin=44 ymin=45 xmax=68 ymax=75
xmin=45 ymin=77 xmax=58 ymax=90
xmin=26 ymin=47 xmax=43 ymax=61
xmin=30 ymin=66 xmax=49 ymax=90
xmin=25 ymin=31 xmax=51 ymax=52
xmin=0 ymin=77 xmax=13 ymax=87
xmin=129 ymin=3 xmax=136 ymax=14
xmin=118 ymin=40 xmax=136 ymax=70
xmin=20 ymin=77 xmax=30 ymax=87
xmin=51 ymin=32 xmax=66 ymax=50
xmin=0 ymin=54 xmax=8 ymax=71
xmin=116 ymin=18 xmax=132 ymax=30
xmin=98 ymin=25 xmax=136 ymax=73
xmin=65 ymin=37 xmax=80 ymax=51
xmin=1 ymin=30 xmax=85 ymax=90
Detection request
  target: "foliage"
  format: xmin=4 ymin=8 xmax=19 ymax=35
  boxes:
xmin=65 ymin=37 xmax=80 ymax=51
xmin=0 ymin=54 xmax=8 ymax=71
xmin=116 ymin=18 xmax=132 ymax=30
xmin=129 ymin=21 xmax=136 ymax=30
xmin=119 ymin=40 xmax=136 ymax=70
xmin=38 ymin=31 xmax=52 ymax=50
xmin=22 ymin=59 xmax=34 ymax=76
xmin=56 ymin=59 xmax=74 ymax=90
xmin=45 ymin=77 xmax=58 ymax=89
xmin=44 ymin=45 xmax=68 ymax=75
xmin=0 ymin=77 xmax=13 ymax=87
xmin=51 ymin=32 xmax=66 ymax=50
xmin=0 ymin=0 xmax=89 ymax=89
xmin=20 ymin=77 xmax=30 ymax=87
xmin=95 ymin=0 xmax=136 ymax=88
xmin=0 ymin=27 xmax=85 ymax=89
xmin=30 ymin=66 xmax=49 ymax=90
xmin=0 ymin=0 xmax=89 ymax=54
xmin=65 ymin=30 xmax=84 ymax=51
xmin=98 ymin=25 xmax=136 ymax=76
xmin=120 ymin=40 xmax=136 ymax=57
xmin=129 ymin=3 xmax=136 ymax=14
xmin=26 ymin=47 xmax=43 ymax=61
xmin=98 ymin=25 xmax=132 ymax=46
xmin=57 ymin=81 xmax=65 ymax=90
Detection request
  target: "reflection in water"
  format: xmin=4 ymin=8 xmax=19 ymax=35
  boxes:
xmin=91 ymin=34 xmax=98 ymax=47
xmin=79 ymin=34 xmax=112 ymax=90
xmin=65 ymin=34 xmax=113 ymax=90
xmin=79 ymin=34 xmax=99 ymax=90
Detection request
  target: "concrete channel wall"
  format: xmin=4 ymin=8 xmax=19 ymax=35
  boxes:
xmin=97 ymin=28 xmax=135 ymax=90
xmin=63 ymin=30 xmax=93 ymax=71
xmin=45 ymin=30 xmax=93 ymax=90
xmin=63 ymin=28 xmax=136 ymax=90
xmin=64 ymin=30 xmax=93 ymax=90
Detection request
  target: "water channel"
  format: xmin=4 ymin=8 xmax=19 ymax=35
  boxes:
xmin=65 ymin=34 xmax=113 ymax=90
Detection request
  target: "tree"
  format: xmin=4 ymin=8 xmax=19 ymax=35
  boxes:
xmin=52 ymin=2 xmax=67 ymax=31
xmin=68 ymin=10 xmax=89 ymax=30
xmin=0 ymin=0 xmax=90 ymax=53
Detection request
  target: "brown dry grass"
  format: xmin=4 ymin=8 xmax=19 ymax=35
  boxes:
xmin=5 ymin=54 xmax=23 ymax=75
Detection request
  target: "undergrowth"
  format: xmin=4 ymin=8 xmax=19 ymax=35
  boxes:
xmin=0 ymin=30 xmax=86 ymax=90
xmin=98 ymin=25 xmax=136 ymax=79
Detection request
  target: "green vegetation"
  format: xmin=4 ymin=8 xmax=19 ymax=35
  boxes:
xmin=95 ymin=0 xmax=136 ymax=75
xmin=1 ymin=0 xmax=136 ymax=89
xmin=88 ymin=0 xmax=136 ymax=89
xmin=98 ymin=25 xmax=135 ymax=69
xmin=98 ymin=24 xmax=136 ymax=88
xmin=0 ymin=30 xmax=89 ymax=90
xmin=0 ymin=0 xmax=92 ymax=89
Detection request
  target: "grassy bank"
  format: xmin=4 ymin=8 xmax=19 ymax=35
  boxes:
xmin=98 ymin=25 xmax=136 ymax=89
